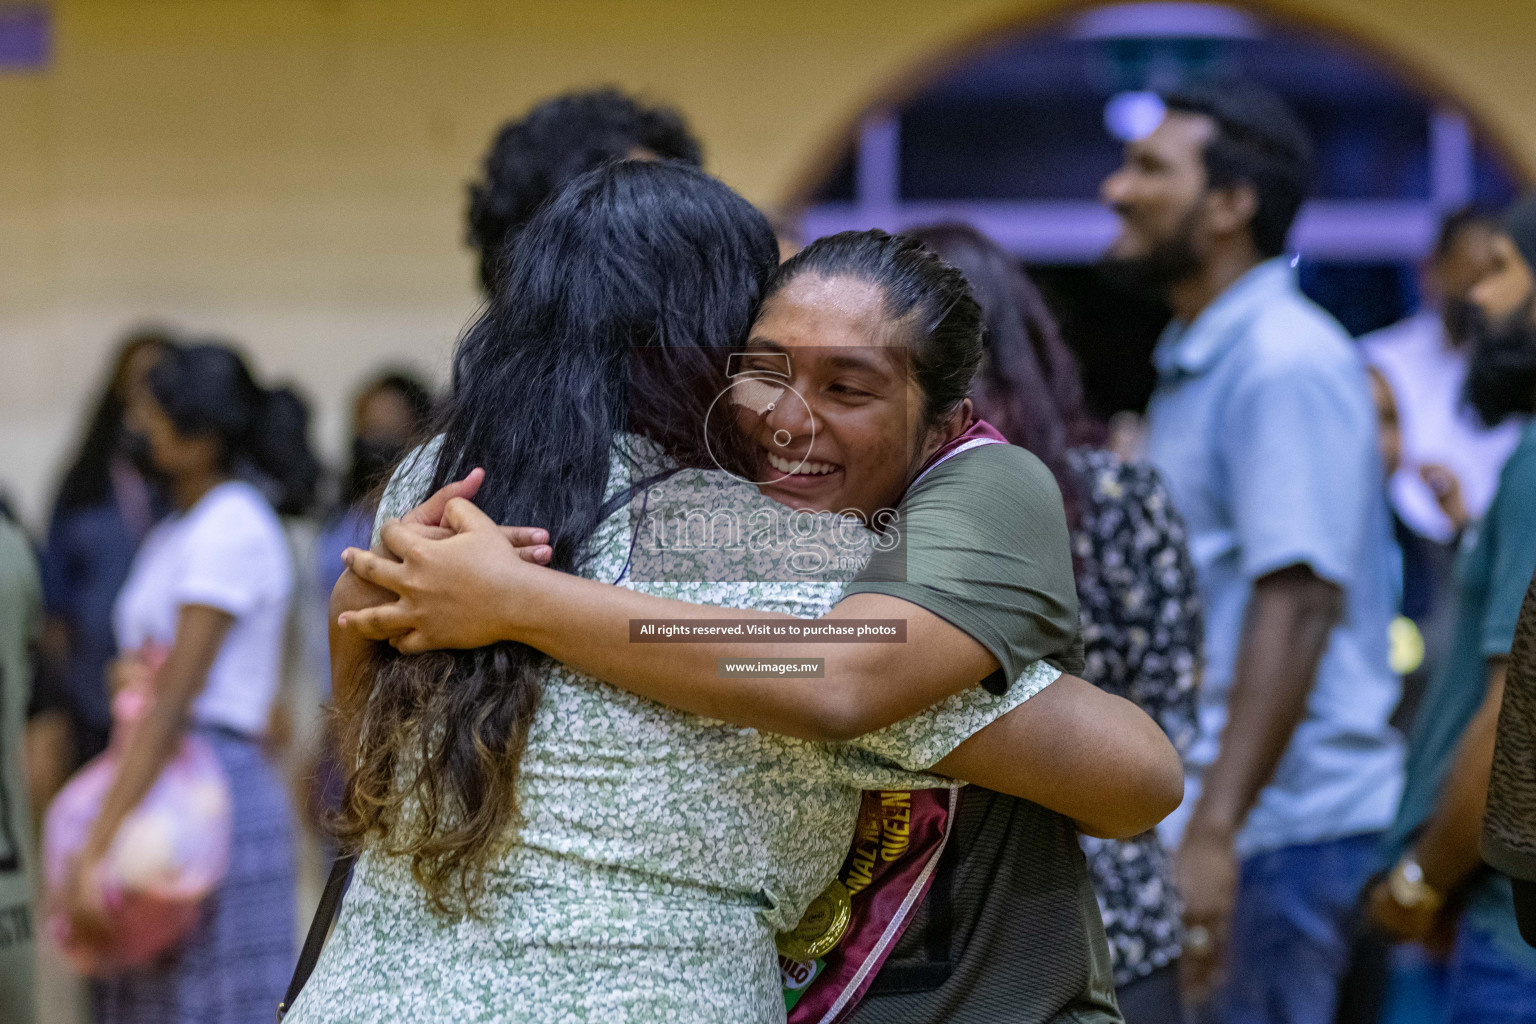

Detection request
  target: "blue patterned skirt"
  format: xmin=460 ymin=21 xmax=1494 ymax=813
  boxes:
xmin=93 ymin=727 xmax=296 ymax=1024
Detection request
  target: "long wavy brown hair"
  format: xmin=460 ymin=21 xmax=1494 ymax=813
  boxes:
xmin=331 ymin=160 xmax=778 ymax=915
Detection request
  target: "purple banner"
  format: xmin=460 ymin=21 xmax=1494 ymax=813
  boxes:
xmin=0 ymin=6 xmax=48 ymax=71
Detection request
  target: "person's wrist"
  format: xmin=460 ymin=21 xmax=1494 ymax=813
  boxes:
xmin=1387 ymin=852 xmax=1446 ymax=915
xmin=491 ymin=555 xmax=550 ymax=646
xmin=1183 ymin=806 xmax=1240 ymax=848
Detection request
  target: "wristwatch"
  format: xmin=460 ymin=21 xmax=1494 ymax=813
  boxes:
xmin=1388 ymin=854 xmax=1445 ymax=914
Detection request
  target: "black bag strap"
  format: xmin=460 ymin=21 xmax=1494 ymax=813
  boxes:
xmin=277 ymin=850 xmax=357 ymax=1022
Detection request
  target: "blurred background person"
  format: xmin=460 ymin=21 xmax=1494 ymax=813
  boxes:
xmin=1367 ymin=367 xmax=1404 ymax=486
xmin=1363 ymin=209 xmax=1522 ymax=730
xmin=1101 ymin=83 xmax=1403 ymax=1023
xmin=66 ymin=342 xmax=315 ymax=1024
xmin=1363 ymin=208 xmax=1519 ymax=548
xmin=1371 ymin=196 xmax=1536 ymax=1024
xmin=913 ymin=223 xmax=1203 ymax=1024
xmin=1365 ymin=365 xmax=1430 ymax=682
xmin=0 ymin=505 xmax=43 ymax=1024
xmin=765 ymin=208 xmax=804 ymax=261
xmin=310 ymin=370 xmax=435 ymax=619
xmin=1341 ymin=364 xmax=1433 ymax=1024
xmin=31 ymin=331 xmax=173 ymax=818
xmin=466 ymin=87 xmax=702 ymax=297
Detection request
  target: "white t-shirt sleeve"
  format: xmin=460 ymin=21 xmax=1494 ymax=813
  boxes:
xmin=173 ymin=491 xmax=281 ymax=617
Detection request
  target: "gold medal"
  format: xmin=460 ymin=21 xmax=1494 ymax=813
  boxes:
xmin=776 ymin=879 xmax=853 ymax=961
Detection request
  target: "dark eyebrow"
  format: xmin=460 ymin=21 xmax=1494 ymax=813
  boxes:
xmin=744 ymin=336 xmax=786 ymax=352
xmin=824 ymin=350 xmax=895 ymax=376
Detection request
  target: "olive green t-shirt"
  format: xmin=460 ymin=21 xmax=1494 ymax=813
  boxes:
xmin=843 ymin=441 xmax=1085 ymax=691
xmin=842 ymin=442 xmax=1118 ymax=1024
xmin=0 ymin=518 xmax=40 ymax=1024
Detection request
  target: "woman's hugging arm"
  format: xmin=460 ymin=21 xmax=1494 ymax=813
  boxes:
xmin=344 ymin=443 xmax=1074 ymax=739
xmin=327 ymin=461 xmax=489 ymax=727
xmin=341 ymin=497 xmax=1184 ymax=839
xmin=930 ymin=673 xmax=1185 ymax=839
xmin=343 ymin=510 xmax=995 ymax=743
xmin=330 ymin=568 xmax=396 ymax=719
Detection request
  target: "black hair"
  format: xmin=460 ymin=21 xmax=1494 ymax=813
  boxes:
xmin=358 ymin=371 xmax=435 ymax=431
xmin=466 ymin=88 xmax=703 ymax=294
xmin=340 ymin=159 xmax=779 ymax=913
xmin=344 ymin=370 xmax=437 ymax=507
xmin=145 ymin=342 xmax=320 ymax=515
xmin=1161 ymin=83 xmax=1314 ymax=259
xmin=908 ymin=223 xmax=1099 ymax=530
xmin=768 ymin=229 xmax=985 ymax=432
xmin=54 ymin=329 xmax=175 ymax=512
xmin=1433 ymin=205 xmax=1497 ymax=262
xmin=1465 ymin=293 xmax=1536 ymax=426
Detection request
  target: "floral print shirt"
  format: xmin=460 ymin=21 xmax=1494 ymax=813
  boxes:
xmin=1070 ymin=448 xmax=1203 ymax=987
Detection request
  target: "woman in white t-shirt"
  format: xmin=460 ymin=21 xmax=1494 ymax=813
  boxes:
xmin=63 ymin=341 xmax=318 ymax=1024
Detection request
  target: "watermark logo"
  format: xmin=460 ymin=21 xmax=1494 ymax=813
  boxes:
xmin=704 ymin=351 xmax=817 ymax=484
xmin=624 ymin=345 xmax=908 ymax=585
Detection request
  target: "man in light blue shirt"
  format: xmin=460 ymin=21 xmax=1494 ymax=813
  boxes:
xmin=1101 ymin=84 xmax=1403 ymax=1024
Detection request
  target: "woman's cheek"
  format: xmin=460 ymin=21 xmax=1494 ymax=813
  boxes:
xmin=852 ymin=422 xmax=911 ymax=508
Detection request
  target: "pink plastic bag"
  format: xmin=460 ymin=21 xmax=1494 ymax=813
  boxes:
xmin=42 ymin=649 xmax=233 ymax=976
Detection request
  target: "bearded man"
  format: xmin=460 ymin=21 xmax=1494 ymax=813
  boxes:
xmin=1101 ymin=83 xmax=1404 ymax=1024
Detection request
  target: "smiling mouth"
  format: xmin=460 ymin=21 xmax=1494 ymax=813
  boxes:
xmin=764 ymin=449 xmax=839 ymax=476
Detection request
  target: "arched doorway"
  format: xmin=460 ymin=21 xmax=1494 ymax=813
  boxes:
xmin=789 ymin=0 xmax=1527 ymax=419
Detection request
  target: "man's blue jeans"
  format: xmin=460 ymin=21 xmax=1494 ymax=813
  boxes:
xmin=1194 ymin=833 xmax=1380 ymax=1024
xmin=1446 ymin=922 xmax=1536 ymax=1024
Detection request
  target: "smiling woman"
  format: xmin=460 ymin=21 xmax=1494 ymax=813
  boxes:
xmin=735 ymin=234 xmax=980 ymax=521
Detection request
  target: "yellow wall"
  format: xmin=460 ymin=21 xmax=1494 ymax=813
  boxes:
xmin=3 ymin=0 xmax=1534 ymax=525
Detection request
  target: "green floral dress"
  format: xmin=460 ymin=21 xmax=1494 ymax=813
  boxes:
xmin=285 ymin=440 xmax=1056 ymax=1024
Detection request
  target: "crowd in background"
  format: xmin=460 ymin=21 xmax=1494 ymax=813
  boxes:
xmin=0 ymin=79 xmax=1532 ymax=1024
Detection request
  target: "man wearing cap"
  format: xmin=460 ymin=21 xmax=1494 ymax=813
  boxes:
xmin=1370 ymin=195 xmax=1536 ymax=1022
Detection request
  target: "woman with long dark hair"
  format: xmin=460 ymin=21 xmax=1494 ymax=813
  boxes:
xmin=305 ymin=168 xmax=1177 ymax=1022
xmin=39 ymin=331 xmax=173 ymax=776
xmin=64 ymin=341 xmax=317 ymax=1024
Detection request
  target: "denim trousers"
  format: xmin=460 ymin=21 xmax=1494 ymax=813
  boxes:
xmin=1445 ymin=921 xmax=1536 ymax=1024
xmin=1193 ymin=833 xmax=1380 ymax=1024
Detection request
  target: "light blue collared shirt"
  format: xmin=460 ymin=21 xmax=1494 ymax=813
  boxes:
xmin=1146 ymin=258 xmax=1404 ymax=857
